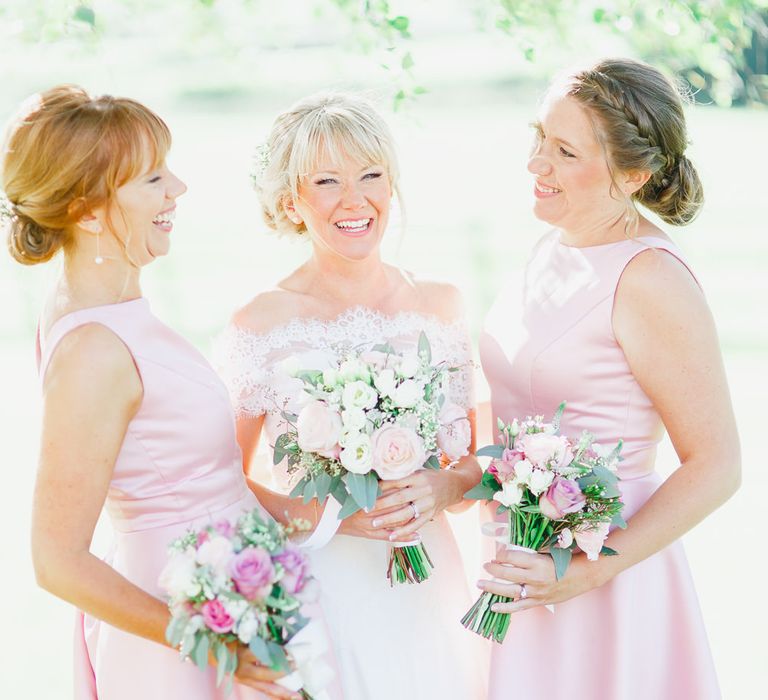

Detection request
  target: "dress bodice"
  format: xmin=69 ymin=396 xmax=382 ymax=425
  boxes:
xmin=38 ymin=298 xmax=249 ymax=533
xmin=480 ymin=231 xmax=698 ymax=481
xmin=216 ymin=305 xmax=474 ymax=491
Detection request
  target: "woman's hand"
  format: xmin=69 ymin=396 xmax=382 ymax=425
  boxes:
xmin=233 ymin=646 xmax=302 ymax=699
xmin=336 ymin=501 xmax=421 ymax=542
xmin=367 ymin=468 xmax=467 ymax=541
xmin=476 ymin=548 xmax=605 ymax=613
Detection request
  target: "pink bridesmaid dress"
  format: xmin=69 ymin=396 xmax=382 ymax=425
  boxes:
xmin=480 ymin=231 xmax=721 ymax=700
xmin=38 ymin=298 xmax=265 ymax=699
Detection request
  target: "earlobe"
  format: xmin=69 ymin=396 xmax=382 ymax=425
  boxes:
xmin=283 ymin=197 xmax=303 ymax=225
xmin=77 ymin=214 xmax=103 ymax=235
xmin=624 ymin=170 xmax=652 ymax=195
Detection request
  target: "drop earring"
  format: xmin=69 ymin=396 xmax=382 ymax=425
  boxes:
xmin=94 ymin=229 xmax=104 ymax=265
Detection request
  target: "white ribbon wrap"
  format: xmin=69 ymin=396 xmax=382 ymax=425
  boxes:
xmin=299 ymin=498 xmax=342 ymax=551
xmin=482 ymin=521 xmax=555 ymax=613
xmin=276 ymin=619 xmax=335 ymax=699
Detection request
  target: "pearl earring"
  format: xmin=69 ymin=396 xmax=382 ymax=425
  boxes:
xmin=94 ymin=230 xmax=104 ymax=265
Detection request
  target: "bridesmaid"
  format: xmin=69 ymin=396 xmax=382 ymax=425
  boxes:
xmin=217 ymin=92 xmax=487 ymax=699
xmin=478 ymin=59 xmax=740 ymax=699
xmin=2 ymin=86 xmax=296 ymax=699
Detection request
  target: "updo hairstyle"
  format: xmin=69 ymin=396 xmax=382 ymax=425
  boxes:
xmin=2 ymin=84 xmax=171 ymax=265
xmin=255 ymin=92 xmax=400 ymax=238
xmin=560 ymin=58 xmax=704 ymax=226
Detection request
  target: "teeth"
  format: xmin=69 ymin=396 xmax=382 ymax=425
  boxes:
xmin=335 ymin=218 xmax=370 ymax=229
xmin=153 ymin=210 xmax=176 ymax=225
xmin=536 ymin=182 xmax=561 ymax=194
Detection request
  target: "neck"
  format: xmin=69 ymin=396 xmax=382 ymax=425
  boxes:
xmin=557 ymin=209 xmax=632 ymax=248
xmin=302 ymin=244 xmax=394 ymax=309
xmin=58 ymin=249 xmax=142 ymax=310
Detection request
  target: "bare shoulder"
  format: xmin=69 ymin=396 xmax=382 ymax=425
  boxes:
xmin=45 ymin=323 xmax=142 ymax=405
xmin=230 ymin=288 xmax=308 ymax=335
xmin=614 ymin=247 xmax=710 ymax=339
xmin=401 ymin=271 xmax=466 ymax=323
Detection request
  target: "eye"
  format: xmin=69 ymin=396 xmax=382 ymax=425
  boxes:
xmin=362 ymin=171 xmax=382 ymax=181
xmin=148 ymin=175 xmax=162 ymax=183
xmin=315 ymin=177 xmax=338 ymax=185
xmin=559 ymin=146 xmax=575 ymax=158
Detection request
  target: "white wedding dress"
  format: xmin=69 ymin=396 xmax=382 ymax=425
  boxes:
xmin=217 ymin=306 xmax=488 ymax=700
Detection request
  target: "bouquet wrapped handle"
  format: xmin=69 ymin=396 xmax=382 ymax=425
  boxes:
xmin=481 ymin=521 xmax=554 ymax=613
xmin=299 ymin=498 xmax=342 ymax=551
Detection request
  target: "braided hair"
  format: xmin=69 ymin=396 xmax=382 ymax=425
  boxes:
xmin=563 ymin=59 xmax=703 ymax=226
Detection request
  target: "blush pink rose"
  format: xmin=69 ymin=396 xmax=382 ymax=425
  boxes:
xmin=539 ymin=477 xmax=587 ymax=520
xmin=518 ymin=433 xmax=571 ymax=469
xmin=201 ymin=599 xmax=235 ymax=634
xmin=230 ymin=547 xmax=275 ymax=600
xmin=574 ymin=522 xmax=611 ymax=561
xmin=371 ymin=424 xmax=426 ymax=480
xmin=296 ymin=400 xmax=342 ymax=458
xmin=213 ymin=519 xmax=235 ymax=538
xmin=274 ymin=543 xmax=309 ymax=595
xmin=437 ymin=401 xmax=471 ymax=461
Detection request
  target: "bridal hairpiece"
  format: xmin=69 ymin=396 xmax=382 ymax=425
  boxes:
xmin=0 ymin=193 xmax=16 ymax=226
xmin=250 ymin=142 xmax=271 ymax=188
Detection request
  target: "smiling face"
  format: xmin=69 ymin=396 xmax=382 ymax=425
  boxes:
xmin=527 ymin=93 xmax=626 ymax=233
xmin=290 ymin=150 xmax=392 ymax=261
xmin=88 ymin=149 xmax=187 ymax=267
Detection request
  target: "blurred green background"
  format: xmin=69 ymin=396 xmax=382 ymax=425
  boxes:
xmin=1 ymin=1 xmax=766 ymax=698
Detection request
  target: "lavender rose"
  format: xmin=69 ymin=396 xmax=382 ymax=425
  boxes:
xmin=230 ymin=547 xmax=275 ymax=600
xmin=539 ymin=477 xmax=587 ymax=519
xmin=275 ymin=542 xmax=309 ymax=595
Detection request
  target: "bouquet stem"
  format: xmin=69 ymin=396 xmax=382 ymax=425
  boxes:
xmin=387 ymin=542 xmax=434 ymax=586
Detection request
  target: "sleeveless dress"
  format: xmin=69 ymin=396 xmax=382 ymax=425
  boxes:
xmin=480 ymin=232 xmax=721 ymax=700
xmin=217 ymin=306 xmax=489 ymax=700
xmin=37 ymin=298 xmax=265 ymax=700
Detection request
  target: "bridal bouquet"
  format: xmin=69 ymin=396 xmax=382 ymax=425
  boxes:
xmin=461 ymin=402 xmax=626 ymax=643
xmin=159 ymin=508 xmax=330 ymax=698
xmin=275 ymin=332 xmax=471 ymax=586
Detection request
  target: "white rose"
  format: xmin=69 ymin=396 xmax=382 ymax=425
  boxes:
xmin=493 ymin=481 xmax=523 ymax=508
xmin=391 ymin=379 xmax=422 ymax=409
xmin=196 ymin=536 xmax=235 ymax=573
xmin=397 ymin=356 xmax=420 ymax=379
xmin=236 ymin=609 xmax=260 ymax=644
xmin=322 ymin=368 xmax=340 ymax=386
xmin=371 ymin=425 xmax=426 ymax=480
xmin=340 ymin=432 xmax=374 ymax=474
xmin=341 ymin=407 xmax=367 ymax=432
xmin=342 ymin=380 xmax=378 ymax=410
xmin=158 ymin=549 xmax=199 ymax=600
xmin=519 ymin=433 xmax=568 ymax=469
xmin=339 ymin=358 xmax=369 ymax=382
xmin=223 ymin=597 xmax=249 ymax=623
xmin=528 ymin=468 xmax=555 ymax=496
xmin=373 ymin=368 xmax=397 ymax=398
xmin=513 ymin=458 xmax=534 ymax=484
xmin=437 ymin=401 xmax=471 ymax=461
xmin=296 ymin=400 xmax=342 ymax=458
xmin=557 ymin=527 xmax=574 ymax=549
xmin=280 ymin=355 xmax=301 ymax=377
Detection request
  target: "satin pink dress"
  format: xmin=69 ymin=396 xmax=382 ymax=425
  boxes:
xmin=38 ymin=298 xmax=265 ymax=699
xmin=480 ymin=232 xmax=720 ymax=700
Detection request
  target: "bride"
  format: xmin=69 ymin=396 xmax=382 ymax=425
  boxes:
xmin=217 ymin=93 xmax=487 ymax=699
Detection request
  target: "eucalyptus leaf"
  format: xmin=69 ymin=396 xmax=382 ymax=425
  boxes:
xmin=550 ymin=546 xmax=572 ymax=581
xmin=476 ymin=444 xmax=504 ymax=459
xmin=364 ymin=471 xmax=380 ymax=510
xmin=418 ymin=331 xmax=431 ymax=364
xmin=424 ymin=455 xmax=441 ymax=470
xmin=248 ymin=636 xmax=273 ymax=666
xmin=611 ymin=512 xmax=627 ymax=529
xmin=371 ymin=342 xmax=395 ymax=354
xmin=345 ymin=472 xmax=370 ymax=510
xmin=330 ymin=476 xmax=347 ymax=504
xmin=302 ymin=478 xmax=316 ymax=505
xmin=551 ymin=401 xmax=566 ymax=432
xmin=215 ymin=642 xmax=230 ymax=687
xmin=289 ymin=477 xmax=309 ymax=499
xmin=296 ymin=369 xmax=323 ymax=385
xmin=314 ymin=471 xmax=332 ymax=503
xmin=165 ymin=615 xmax=187 ymax=647
xmin=267 ymin=642 xmax=291 ymax=672
xmin=464 ymin=482 xmax=497 ymax=500
xmin=600 ymin=546 xmax=619 ymax=556
xmin=192 ymin=634 xmax=210 ymax=671
xmin=338 ymin=494 xmax=363 ymax=519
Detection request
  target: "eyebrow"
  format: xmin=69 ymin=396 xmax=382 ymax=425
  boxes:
xmin=530 ymin=122 xmax=581 ymax=153
xmin=311 ymin=164 xmax=382 ymax=176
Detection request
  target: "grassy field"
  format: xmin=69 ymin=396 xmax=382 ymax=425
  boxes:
xmin=1 ymin=29 xmax=766 ymax=699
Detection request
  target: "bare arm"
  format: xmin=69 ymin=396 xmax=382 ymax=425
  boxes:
xmin=33 ymin=325 xmax=296 ymax=697
xmin=480 ymin=249 xmax=740 ymax=609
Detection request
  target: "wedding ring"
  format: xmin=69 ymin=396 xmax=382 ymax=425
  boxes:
xmin=410 ymin=501 xmax=420 ymax=520
xmin=519 ymin=583 xmax=528 ymax=600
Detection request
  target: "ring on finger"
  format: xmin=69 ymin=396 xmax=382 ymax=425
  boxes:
xmin=409 ymin=501 xmax=420 ymax=520
xmin=519 ymin=583 xmax=528 ymax=600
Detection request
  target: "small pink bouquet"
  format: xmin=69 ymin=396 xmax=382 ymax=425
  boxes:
xmin=275 ymin=332 xmax=471 ymax=585
xmin=159 ymin=509 xmax=331 ymax=697
xmin=461 ymin=402 xmax=626 ymax=643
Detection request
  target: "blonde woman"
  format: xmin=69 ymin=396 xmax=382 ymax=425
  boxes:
xmin=218 ymin=93 xmax=487 ymax=699
xmin=3 ymin=86 xmax=296 ymax=699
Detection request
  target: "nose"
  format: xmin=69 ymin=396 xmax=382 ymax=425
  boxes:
xmin=167 ymin=171 xmax=188 ymax=200
xmin=340 ymin=181 xmax=366 ymax=210
xmin=527 ymin=153 xmax=552 ymax=176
